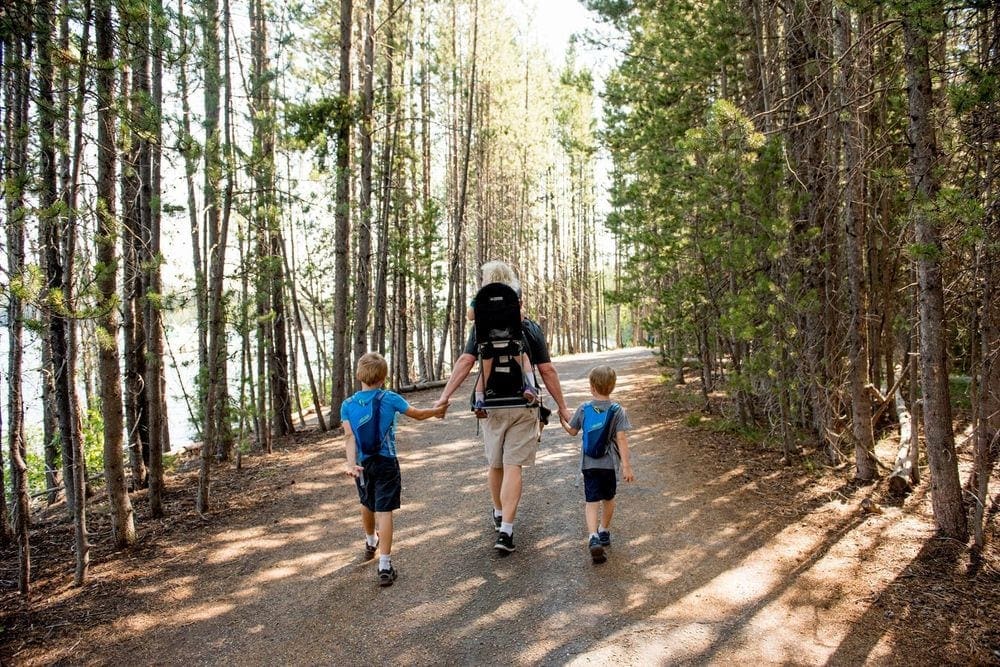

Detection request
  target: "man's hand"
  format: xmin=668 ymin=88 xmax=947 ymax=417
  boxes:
xmin=558 ymin=407 xmax=572 ymax=424
xmin=434 ymin=401 xmax=450 ymax=419
xmin=433 ymin=396 xmax=449 ymax=410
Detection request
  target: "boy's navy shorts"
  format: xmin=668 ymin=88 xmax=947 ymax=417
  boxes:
xmin=357 ymin=455 xmax=402 ymax=512
xmin=582 ymin=468 xmax=617 ymax=502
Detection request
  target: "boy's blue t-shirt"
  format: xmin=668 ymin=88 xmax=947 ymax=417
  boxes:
xmin=341 ymin=389 xmax=410 ymax=462
xmin=569 ymin=400 xmax=632 ymax=472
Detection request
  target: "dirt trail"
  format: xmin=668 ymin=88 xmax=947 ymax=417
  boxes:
xmin=5 ymin=348 xmax=966 ymax=665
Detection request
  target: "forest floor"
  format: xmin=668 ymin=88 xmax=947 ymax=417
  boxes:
xmin=2 ymin=347 xmax=999 ymax=666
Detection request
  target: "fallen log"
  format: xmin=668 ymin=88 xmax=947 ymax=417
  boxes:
xmin=888 ymin=387 xmax=919 ymax=495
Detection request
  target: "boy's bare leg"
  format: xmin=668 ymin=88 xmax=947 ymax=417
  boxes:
xmin=376 ymin=511 xmax=394 ymax=557
xmin=585 ymin=501 xmax=601 ymax=534
xmin=600 ymin=499 xmax=616 ymax=531
xmin=361 ymin=506 xmax=376 ymax=536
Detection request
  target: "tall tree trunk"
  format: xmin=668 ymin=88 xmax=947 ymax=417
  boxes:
xmin=785 ymin=0 xmax=838 ymax=461
xmin=58 ymin=0 xmax=92 ymax=520
xmin=122 ymin=0 xmax=150 ymax=490
xmin=330 ymin=0 xmax=353 ymax=426
xmin=440 ymin=0 xmax=478 ymax=374
xmin=4 ymin=1 xmax=32 ymax=583
xmin=354 ymin=0 xmax=375 ymax=369
xmin=837 ymin=7 xmax=877 ymax=481
xmin=96 ymin=0 xmax=137 ymax=552
xmin=903 ymin=1 xmax=966 ymax=540
xmin=198 ymin=0 xmax=231 ymax=512
xmin=177 ymin=0 xmax=208 ymax=417
xmin=147 ymin=0 xmax=167 ymax=517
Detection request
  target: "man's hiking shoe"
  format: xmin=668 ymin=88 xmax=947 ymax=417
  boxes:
xmin=364 ymin=539 xmax=379 ymax=561
xmin=378 ymin=566 xmax=398 ymax=587
xmin=494 ymin=531 xmax=515 ymax=553
xmin=474 ymin=399 xmax=488 ymax=419
xmin=589 ymin=536 xmax=607 ymax=564
xmin=522 ymin=384 xmax=539 ymax=405
xmin=598 ymin=530 xmax=611 ymax=547
xmin=491 ymin=510 xmax=502 ymax=532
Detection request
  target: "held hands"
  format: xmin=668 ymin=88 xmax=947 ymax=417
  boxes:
xmin=434 ymin=400 xmax=450 ymax=419
xmin=558 ymin=407 xmax=572 ymax=425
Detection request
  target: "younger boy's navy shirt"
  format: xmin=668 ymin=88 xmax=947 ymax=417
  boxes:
xmin=341 ymin=389 xmax=410 ymax=462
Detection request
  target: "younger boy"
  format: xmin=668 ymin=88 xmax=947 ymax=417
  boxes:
xmin=559 ymin=365 xmax=634 ymax=564
xmin=343 ymin=352 xmax=447 ymax=586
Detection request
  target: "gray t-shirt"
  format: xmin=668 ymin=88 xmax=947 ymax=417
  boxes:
xmin=569 ymin=400 xmax=632 ymax=472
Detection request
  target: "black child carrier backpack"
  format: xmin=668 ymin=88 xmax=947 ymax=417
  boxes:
xmin=354 ymin=391 xmax=388 ymax=456
xmin=472 ymin=282 xmax=540 ymax=410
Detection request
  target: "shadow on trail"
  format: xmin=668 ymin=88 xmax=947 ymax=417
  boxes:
xmin=41 ymin=347 xmax=952 ymax=665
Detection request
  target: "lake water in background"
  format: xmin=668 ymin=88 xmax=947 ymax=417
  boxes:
xmin=0 ymin=318 xmax=326 ymax=454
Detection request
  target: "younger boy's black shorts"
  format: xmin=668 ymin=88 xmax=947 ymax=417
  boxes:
xmin=357 ymin=454 xmax=402 ymax=512
xmin=582 ymin=468 xmax=617 ymax=502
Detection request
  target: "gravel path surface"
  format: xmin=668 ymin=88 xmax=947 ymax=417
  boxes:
xmin=63 ymin=347 xmax=932 ymax=665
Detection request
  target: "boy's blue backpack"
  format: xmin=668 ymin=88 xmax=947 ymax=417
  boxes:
xmin=353 ymin=391 xmax=388 ymax=456
xmin=581 ymin=402 xmax=620 ymax=458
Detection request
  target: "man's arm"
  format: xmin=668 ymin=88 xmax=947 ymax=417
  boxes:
xmin=537 ymin=361 xmax=572 ymax=424
xmin=434 ymin=352 xmax=476 ymax=408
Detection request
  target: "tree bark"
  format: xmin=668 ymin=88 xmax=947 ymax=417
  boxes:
xmin=837 ymin=7 xmax=878 ymax=481
xmin=903 ymin=2 xmax=966 ymax=540
xmin=147 ymin=0 xmax=167 ymax=517
xmin=330 ymin=0 xmax=354 ymax=427
xmin=4 ymin=1 xmax=32 ymax=582
xmin=96 ymin=0 xmax=137 ymax=552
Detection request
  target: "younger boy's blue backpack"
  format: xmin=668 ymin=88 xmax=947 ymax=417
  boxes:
xmin=353 ymin=391 xmax=388 ymax=456
xmin=581 ymin=402 xmax=620 ymax=458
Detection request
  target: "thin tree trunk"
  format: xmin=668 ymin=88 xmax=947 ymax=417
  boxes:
xmin=4 ymin=2 xmax=32 ymax=582
xmin=330 ymin=0 xmax=354 ymax=427
xmin=903 ymin=2 xmax=966 ymax=540
xmin=96 ymin=0 xmax=137 ymax=552
xmin=440 ymin=0 xmax=478 ymax=375
xmin=837 ymin=7 xmax=877 ymax=481
xmin=177 ymin=0 xmax=208 ymax=414
xmin=147 ymin=0 xmax=167 ymax=516
xmin=354 ymin=0 xmax=375 ymax=369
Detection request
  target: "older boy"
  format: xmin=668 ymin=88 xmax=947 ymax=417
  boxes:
xmin=343 ymin=352 xmax=447 ymax=586
xmin=560 ymin=365 xmax=634 ymax=564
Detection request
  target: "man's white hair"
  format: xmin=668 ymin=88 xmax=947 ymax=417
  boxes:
xmin=480 ymin=260 xmax=520 ymax=293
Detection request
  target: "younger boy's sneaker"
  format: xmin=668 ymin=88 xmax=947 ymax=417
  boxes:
xmin=378 ymin=565 xmax=398 ymax=587
xmin=589 ymin=536 xmax=607 ymax=564
xmin=494 ymin=531 xmax=515 ymax=553
xmin=598 ymin=530 xmax=611 ymax=547
xmin=474 ymin=399 xmax=488 ymax=419
xmin=522 ymin=383 xmax=539 ymax=405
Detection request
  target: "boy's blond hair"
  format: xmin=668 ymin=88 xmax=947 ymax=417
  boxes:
xmin=589 ymin=365 xmax=617 ymax=396
xmin=480 ymin=260 xmax=520 ymax=293
xmin=357 ymin=352 xmax=388 ymax=387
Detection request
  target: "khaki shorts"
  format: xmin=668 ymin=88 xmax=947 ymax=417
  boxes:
xmin=483 ymin=407 xmax=539 ymax=468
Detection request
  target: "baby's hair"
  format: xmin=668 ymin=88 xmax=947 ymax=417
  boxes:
xmin=357 ymin=352 xmax=388 ymax=386
xmin=480 ymin=260 xmax=520 ymax=293
xmin=589 ymin=365 xmax=617 ymax=396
